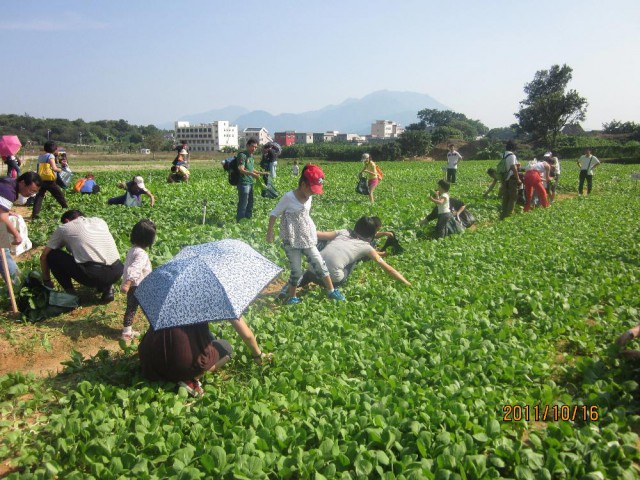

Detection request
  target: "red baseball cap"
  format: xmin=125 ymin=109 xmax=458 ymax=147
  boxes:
xmin=303 ymin=164 xmax=325 ymax=194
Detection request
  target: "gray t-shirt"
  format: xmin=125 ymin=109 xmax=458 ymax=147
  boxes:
xmin=320 ymin=230 xmax=374 ymax=283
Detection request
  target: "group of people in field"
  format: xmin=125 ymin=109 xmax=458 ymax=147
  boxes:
xmin=0 ymin=137 xmax=620 ymax=397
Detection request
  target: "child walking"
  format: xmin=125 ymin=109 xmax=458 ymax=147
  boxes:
xmin=121 ymin=219 xmax=156 ymax=340
xmin=430 ymin=180 xmax=452 ymax=239
xmin=266 ymin=164 xmax=345 ymax=304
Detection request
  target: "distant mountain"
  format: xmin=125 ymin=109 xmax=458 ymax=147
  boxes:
xmin=165 ymin=90 xmax=448 ymax=134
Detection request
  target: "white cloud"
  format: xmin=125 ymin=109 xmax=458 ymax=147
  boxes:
xmin=0 ymin=12 xmax=108 ymax=31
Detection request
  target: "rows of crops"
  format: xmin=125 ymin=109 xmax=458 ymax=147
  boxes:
xmin=1 ymin=159 xmax=640 ymax=478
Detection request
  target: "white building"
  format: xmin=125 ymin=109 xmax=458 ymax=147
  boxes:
xmin=240 ymin=127 xmax=272 ymax=147
xmin=294 ymin=132 xmax=314 ymax=144
xmin=336 ymin=133 xmax=366 ymax=144
xmin=371 ymin=120 xmax=404 ymax=138
xmin=174 ymin=121 xmax=239 ymax=152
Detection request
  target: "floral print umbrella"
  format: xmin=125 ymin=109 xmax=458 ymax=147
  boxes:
xmin=135 ymin=239 xmax=282 ymax=331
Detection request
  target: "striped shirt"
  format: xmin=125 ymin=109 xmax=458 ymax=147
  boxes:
xmin=0 ymin=177 xmax=18 ymax=213
xmin=47 ymin=217 xmax=121 ymax=265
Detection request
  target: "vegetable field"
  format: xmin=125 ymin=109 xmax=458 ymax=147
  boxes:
xmin=1 ymin=158 xmax=640 ymax=479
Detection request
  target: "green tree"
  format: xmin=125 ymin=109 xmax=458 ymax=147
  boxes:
xmin=398 ymin=130 xmax=432 ymax=157
xmin=515 ymin=64 xmax=588 ymax=149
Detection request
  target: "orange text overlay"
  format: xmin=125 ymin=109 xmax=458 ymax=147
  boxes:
xmin=502 ymin=404 xmax=599 ymax=422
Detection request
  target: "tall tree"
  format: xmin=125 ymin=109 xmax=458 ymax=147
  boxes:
xmin=515 ymin=64 xmax=588 ymax=149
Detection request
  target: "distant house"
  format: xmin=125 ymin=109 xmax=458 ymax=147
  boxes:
xmin=240 ymin=127 xmax=271 ymax=148
xmin=274 ymin=131 xmax=296 ymax=146
xmin=371 ymin=120 xmax=404 ymax=138
xmin=561 ymin=123 xmax=586 ymax=136
xmin=336 ymin=133 xmax=366 ymax=144
xmin=313 ymin=131 xmax=339 ymax=143
xmin=294 ymin=132 xmax=313 ymax=144
xmin=174 ymin=120 xmax=239 ymax=152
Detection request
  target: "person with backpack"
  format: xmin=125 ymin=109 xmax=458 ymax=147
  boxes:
xmin=32 ymin=141 xmax=69 ymax=220
xmin=236 ymin=138 xmax=262 ymax=222
xmin=359 ymin=153 xmax=382 ymax=204
xmin=499 ymin=140 xmax=522 ymax=219
xmin=577 ymin=148 xmax=600 ymax=195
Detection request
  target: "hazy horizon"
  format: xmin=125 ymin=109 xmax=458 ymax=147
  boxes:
xmin=2 ymin=0 xmax=639 ymax=130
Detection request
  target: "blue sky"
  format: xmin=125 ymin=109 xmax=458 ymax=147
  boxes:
xmin=2 ymin=0 xmax=638 ymax=130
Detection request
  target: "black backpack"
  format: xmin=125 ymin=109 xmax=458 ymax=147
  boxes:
xmin=222 ymin=155 xmax=240 ymax=186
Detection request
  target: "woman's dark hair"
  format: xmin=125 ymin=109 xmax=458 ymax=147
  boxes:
xmin=370 ymin=216 xmax=382 ymax=231
xmin=352 ymin=216 xmax=377 ymax=241
xmin=437 ymin=179 xmax=450 ymax=192
xmin=487 ymin=167 xmax=496 ymax=176
xmin=44 ymin=140 xmax=57 ymax=153
xmin=130 ymin=219 xmax=156 ymax=248
xmin=505 ymin=140 xmax=517 ymax=151
xmin=61 ymin=210 xmax=84 ymax=223
xmin=298 ymin=164 xmax=310 ymax=188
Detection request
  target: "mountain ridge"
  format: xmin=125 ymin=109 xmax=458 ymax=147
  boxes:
xmin=162 ymin=90 xmax=449 ymax=134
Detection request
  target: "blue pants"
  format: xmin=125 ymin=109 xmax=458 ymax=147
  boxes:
xmin=236 ymin=184 xmax=254 ymax=222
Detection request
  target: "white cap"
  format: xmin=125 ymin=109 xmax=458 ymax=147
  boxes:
xmin=544 ymin=151 xmax=552 ymax=157
xmin=133 ymin=176 xmax=146 ymax=190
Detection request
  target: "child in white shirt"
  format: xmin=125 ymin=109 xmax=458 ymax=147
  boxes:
xmin=430 ymin=180 xmax=452 ymax=239
xmin=121 ymin=219 xmax=156 ymax=340
xmin=266 ymin=164 xmax=345 ymax=304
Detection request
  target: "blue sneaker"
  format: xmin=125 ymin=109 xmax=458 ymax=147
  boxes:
xmin=285 ymin=297 xmax=302 ymax=305
xmin=327 ymin=289 xmax=346 ymax=301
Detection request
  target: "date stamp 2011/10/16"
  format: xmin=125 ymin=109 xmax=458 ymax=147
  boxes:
xmin=502 ymin=404 xmax=599 ymax=422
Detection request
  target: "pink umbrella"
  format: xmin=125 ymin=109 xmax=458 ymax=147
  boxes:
xmin=0 ymin=135 xmax=22 ymax=157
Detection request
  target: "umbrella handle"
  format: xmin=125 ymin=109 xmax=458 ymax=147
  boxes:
xmin=0 ymin=249 xmax=18 ymax=313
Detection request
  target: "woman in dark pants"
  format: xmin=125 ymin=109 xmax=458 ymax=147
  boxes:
xmin=32 ymin=141 xmax=68 ymax=220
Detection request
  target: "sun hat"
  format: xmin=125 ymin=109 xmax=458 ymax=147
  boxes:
xmin=133 ymin=175 xmax=146 ymax=190
xmin=544 ymin=151 xmax=552 ymax=157
xmin=361 ymin=153 xmax=370 ymax=162
xmin=302 ymin=164 xmax=325 ymax=194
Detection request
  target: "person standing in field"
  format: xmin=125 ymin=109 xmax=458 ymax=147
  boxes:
xmin=291 ymin=160 xmax=299 ymax=176
xmin=577 ymin=148 xmax=600 ymax=195
xmin=236 ymin=138 xmax=262 ymax=222
xmin=429 ymin=180 xmax=453 ymax=238
xmin=500 ymin=140 xmax=521 ymax=219
xmin=543 ymin=151 xmax=560 ymax=202
xmin=32 ymin=141 xmax=68 ymax=220
xmin=359 ymin=153 xmax=381 ymax=204
xmin=120 ymin=219 xmax=156 ymax=341
xmin=266 ymin=164 xmax=345 ymax=304
xmin=446 ymin=143 xmax=463 ymax=184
